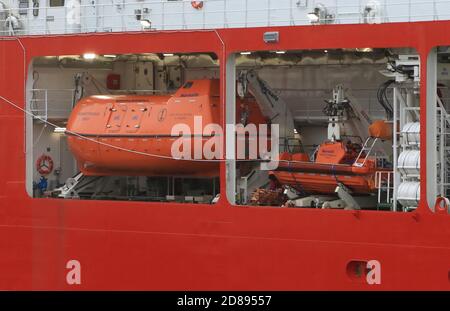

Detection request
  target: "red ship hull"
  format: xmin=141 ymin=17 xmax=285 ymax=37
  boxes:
xmin=0 ymin=22 xmax=449 ymax=290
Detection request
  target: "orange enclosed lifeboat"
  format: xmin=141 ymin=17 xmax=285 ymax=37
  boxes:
xmin=67 ymin=79 xmax=265 ymax=177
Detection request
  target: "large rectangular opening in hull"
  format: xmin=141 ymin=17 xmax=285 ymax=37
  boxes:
xmin=425 ymin=46 xmax=450 ymax=212
xmin=27 ymin=52 xmax=221 ymax=204
xmin=227 ymin=48 xmax=429 ymax=212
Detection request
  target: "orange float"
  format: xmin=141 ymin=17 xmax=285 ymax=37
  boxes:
xmin=36 ymin=154 xmax=54 ymax=175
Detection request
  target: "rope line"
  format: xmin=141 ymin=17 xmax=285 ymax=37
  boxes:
xmin=0 ymin=95 xmax=280 ymax=163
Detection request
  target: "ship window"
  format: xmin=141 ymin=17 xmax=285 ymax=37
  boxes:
xmin=426 ymin=46 xmax=450 ymax=213
xmin=227 ymin=47 xmax=420 ymax=212
xmin=25 ymin=52 xmax=221 ymax=205
xmin=49 ymin=0 xmax=65 ymax=7
xmin=346 ymin=261 xmax=369 ymax=282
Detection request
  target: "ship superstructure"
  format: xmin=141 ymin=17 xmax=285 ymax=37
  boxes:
xmin=1 ymin=0 xmax=450 ymax=35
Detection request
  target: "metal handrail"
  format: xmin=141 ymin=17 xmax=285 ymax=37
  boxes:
xmin=29 ymin=88 xmax=75 ymax=121
xmin=375 ymin=170 xmax=394 ymax=204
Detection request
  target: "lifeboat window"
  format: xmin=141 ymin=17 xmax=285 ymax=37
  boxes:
xmin=49 ymin=0 xmax=65 ymax=7
xmin=183 ymin=82 xmax=194 ymax=89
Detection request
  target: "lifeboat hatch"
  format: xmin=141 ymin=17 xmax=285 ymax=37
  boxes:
xmin=106 ymin=103 xmax=127 ymax=133
xmin=122 ymin=103 xmax=147 ymax=133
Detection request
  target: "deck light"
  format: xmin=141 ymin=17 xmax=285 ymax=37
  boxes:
xmin=54 ymin=127 xmax=66 ymax=134
xmin=83 ymin=53 xmax=97 ymax=60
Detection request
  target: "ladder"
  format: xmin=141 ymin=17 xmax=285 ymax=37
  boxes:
xmin=375 ymin=171 xmax=394 ymax=209
xmin=353 ymin=137 xmax=378 ymax=167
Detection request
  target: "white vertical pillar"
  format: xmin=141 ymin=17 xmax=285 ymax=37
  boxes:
xmin=392 ymin=87 xmax=399 ymax=211
xmin=25 ymin=61 xmax=34 ymax=197
xmin=225 ymin=54 xmax=236 ymax=205
xmin=426 ymin=48 xmax=437 ymax=211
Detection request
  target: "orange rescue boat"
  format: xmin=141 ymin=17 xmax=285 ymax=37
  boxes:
xmin=271 ymin=140 xmax=388 ymax=195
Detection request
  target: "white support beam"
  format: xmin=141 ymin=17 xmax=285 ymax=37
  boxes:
xmin=225 ymin=54 xmax=236 ymax=205
xmin=392 ymin=87 xmax=400 ymax=212
xmin=426 ymin=48 xmax=437 ymax=211
xmin=25 ymin=61 xmax=34 ymax=197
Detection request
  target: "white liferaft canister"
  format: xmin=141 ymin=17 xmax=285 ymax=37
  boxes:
xmin=401 ymin=122 xmax=420 ymax=145
xmin=397 ymin=181 xmax=420 ymax=207
xmin=397 ymin=150 xmax=420 ymax=177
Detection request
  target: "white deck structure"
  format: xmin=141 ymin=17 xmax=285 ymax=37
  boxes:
xmin=0 ymin=0 xmax=450 ymax=36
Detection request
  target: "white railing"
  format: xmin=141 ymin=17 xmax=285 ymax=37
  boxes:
xmin=29 ymin=89 xmax=75 ymax=121
xmin=375 ymin=170 xmax=394 ymax=205
xmin=436 ymin=98 xmax=450 ymax=198
xmin=1 ymin=0 xmax=450 ymax=36
xmin=28 ymin=87 xmax=177 ymax=121
xmin=290 ymin=91 xmax=388 ymax=123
